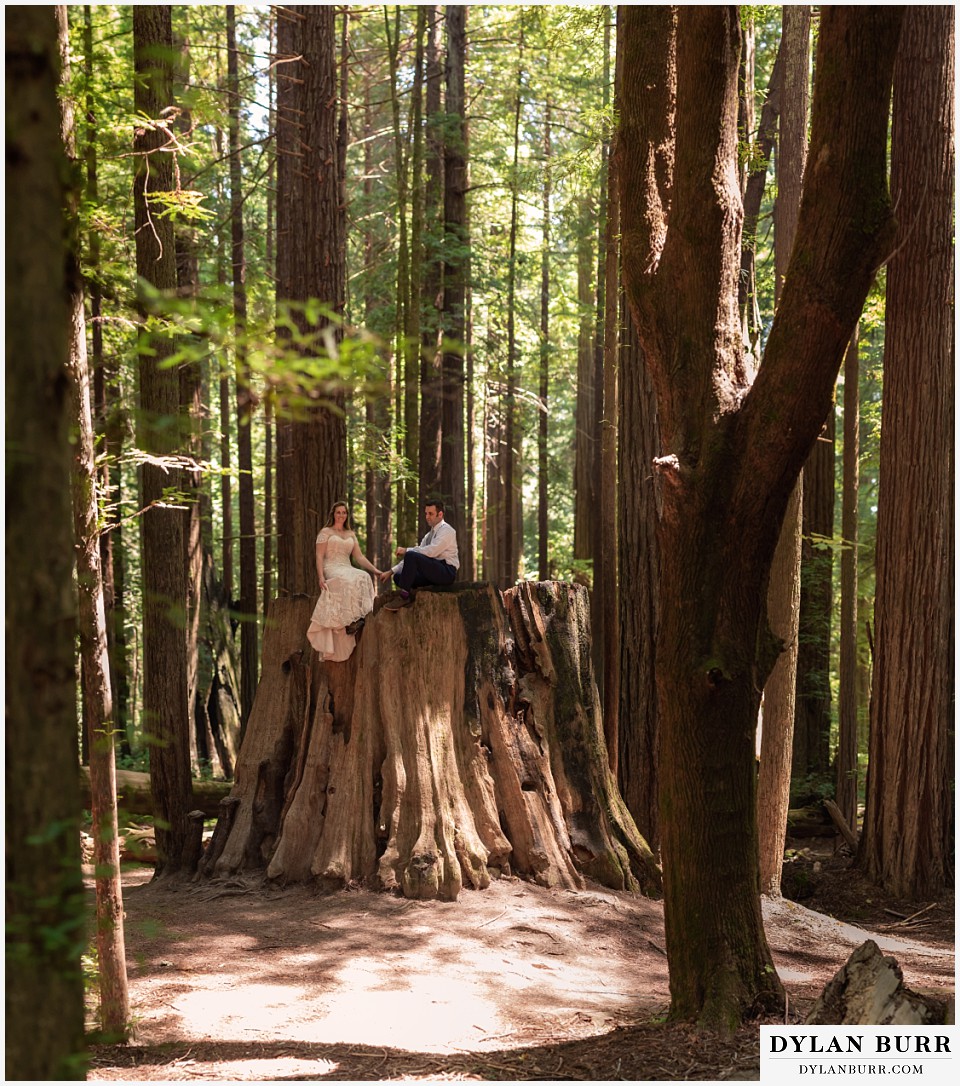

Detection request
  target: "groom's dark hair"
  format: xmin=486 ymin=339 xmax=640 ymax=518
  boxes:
xmin=425 ymin=498 xmax=445 ymax=514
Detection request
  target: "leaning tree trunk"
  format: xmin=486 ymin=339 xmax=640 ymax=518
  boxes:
xmin=200 ymin=583 xmax=661 ymax=902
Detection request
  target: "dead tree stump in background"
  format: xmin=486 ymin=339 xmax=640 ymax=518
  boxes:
xmin=199 ymin=582 xmax=661 ymax=901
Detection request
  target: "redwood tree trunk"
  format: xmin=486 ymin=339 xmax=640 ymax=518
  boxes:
xmin=860 ymin=5 xmax=954 ymax=900
xmin=617 ymin=295 xmax=660 ymax=851
xmin=620 ymin=6 xmax=902 ymax=1027
xmin=202 ymin=585 xmax=661 ymax=902
xmin=134 ymin=3 xmax=193 ymax=876
xmin=59 ymin=4 xmax=129 ymax=1038
xmin=275 ymin=5 xmax=346 ymax=596
xmin=6 ymin=8 xmax=86 ymax=1076
xmin=441 ymin=5 xmax=468 ymax=539
xmin=758 ymin=4 xmax=810 ymax=897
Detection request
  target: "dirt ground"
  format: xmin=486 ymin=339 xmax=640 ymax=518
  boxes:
xmin=87 ymin=838 xmax=954 ymax=1083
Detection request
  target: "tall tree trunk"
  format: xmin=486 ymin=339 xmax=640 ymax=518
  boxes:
xmin=173 ymin=26 xmax=204 ymax=775
xmin=620 ymin=5 xmax=901 ymax=1027
xmin=6 ymin=7 xmax=86 ymax=1076
xmin=84 ymin=4 xmax=130 ymax=756
xmin=384 ymin=8 xmax=415 ymax=543
xmin=227 ymin=5 xmax=258 ymax=733
xmin=58 ymin=5 xmax=130 ymax=1036
xmin=134 ymin=3 xmax=193 ymax=876
xmin=860 ymin=5 xmax=954 ymax=900
xmin=599 ymin=17 xmax=622 ymax=771
xmin=617 ymin=294 xmax=660 ymax=850
xmin=573 ymin=197 xmax=595 ymax=563
xmin=503 ymin=12 xmax=525 ymax=587
xmin=758 ymin=5 xmax=810 ymax=897
xmin=441 ymin=5 xmax=468 ymax=545
xmin=418 ymin=5 xmax=444 ymax=509
xmin=362 ymin=85 xmax=393 ymax=573
xmin=275 ymin=5 xmax=346 ymax=596
xmin=537 ymin=100 xmax=552 ymax=580
xmin=836 ymin=328 xmax=860 ymax=831
xmin=591 ymin=10 xmax=612 ymax=688
xmin=263 ymin=9 xmax=276 ymax=613
xmin=215 ymin=124 xmax=234 ymax=604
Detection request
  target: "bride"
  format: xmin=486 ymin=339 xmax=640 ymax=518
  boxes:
xmin=306 ymin=501 xmax=383 ymax=662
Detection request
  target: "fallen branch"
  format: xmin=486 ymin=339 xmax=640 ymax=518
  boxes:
xmin=823 ymin=799 xmax=859 ymax=848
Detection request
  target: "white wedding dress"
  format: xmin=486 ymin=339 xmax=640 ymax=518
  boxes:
xmin=306 ymin=530 xmax=375 ymax=662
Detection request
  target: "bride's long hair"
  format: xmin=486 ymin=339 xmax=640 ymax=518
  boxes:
xmin=323 ymin=500 xmax=352 ymax=530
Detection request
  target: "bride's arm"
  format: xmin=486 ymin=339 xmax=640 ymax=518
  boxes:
xmin=351 ymin=537 xmax=382 ymax=577
xmin=316 ymin=538 xmax=329 ymax=591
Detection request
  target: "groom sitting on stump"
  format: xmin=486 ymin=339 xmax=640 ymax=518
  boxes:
xmin=379 ymin=499 xmax=459 ymax=610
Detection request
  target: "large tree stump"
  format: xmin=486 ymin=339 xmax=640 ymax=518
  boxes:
xmin=200 ymin=582 xmax=661 ymax=901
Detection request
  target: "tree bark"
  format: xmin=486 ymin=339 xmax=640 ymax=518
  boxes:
xmin=59 ymin=4 xmax=130 ymax=1039
xmin=599 ymin=18 xmax=622 ymax=773
xmin=134 ymin=3 xmax=194 ymax=877
xmin=860 ymin=5 xmax=954 ymax=900
xmin=202 ymin=585 xmax=661 ymax=901
xmin=538 ymin=100 xmax=551 ymax=581
xmin=6 ymin=7 xmax=86 ymax=1077
xmin=617 ymin=294 xmax=660 ymax=851
xmin=418 ymin=5 xmax=444 ymax=511
xmin=227 ymin=6 xmax=259 ymax=734
xmin=836 ymin=329 xmax=860 ymax=830
xmin=620 ymin=5 xmax=902 ymax=1027
xmin=573 ymin=197 xmax=595 ymax=564
xmin=275 ymin=5 xmax=346 ymax=596
xmin=441 ymin=5 xmax=468 ymax=542
xmin=758 ymin=4 xmax=810 ymax=898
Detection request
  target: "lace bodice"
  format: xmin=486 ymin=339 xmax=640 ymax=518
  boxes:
xmin=318 ymin=530 xmax=356 ymax=574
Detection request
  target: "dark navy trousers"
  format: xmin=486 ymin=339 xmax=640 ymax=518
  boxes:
xmin=394 ymin=550 xmax=457 ymax=592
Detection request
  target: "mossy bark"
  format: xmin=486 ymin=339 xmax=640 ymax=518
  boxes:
xmin=201 ymin=584 xmax=661 ymax=901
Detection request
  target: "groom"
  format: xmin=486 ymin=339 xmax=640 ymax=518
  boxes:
xmin=379 ymin=499 xmax=459 ymax=609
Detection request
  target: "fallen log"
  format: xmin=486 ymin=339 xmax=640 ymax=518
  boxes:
xmin=199 ymin=582 xmax=662 ymax=901
xmin=79 ymin=766 xmax=231 ymax=820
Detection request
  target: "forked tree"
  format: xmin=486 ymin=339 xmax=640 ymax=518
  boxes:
xmin=618 ymin=7 xmax=903 ymax=1027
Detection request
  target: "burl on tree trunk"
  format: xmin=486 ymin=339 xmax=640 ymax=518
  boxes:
xmin=200 ymin=582 xmax=661 ymax=901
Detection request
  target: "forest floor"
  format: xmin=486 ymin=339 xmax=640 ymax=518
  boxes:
xmin=87 ymin=838 xmax=954 ymax=1083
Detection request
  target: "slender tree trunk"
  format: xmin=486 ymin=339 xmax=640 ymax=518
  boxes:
xmin=538 ymin=101 xmax=551 ymax=580
xmin=441 ymin=5 xmax=468 ymax=541
xmin=503 ymin=13 xmax=525 ymax=587
xmin=6 ymin=7 xmax=86 ymax=1076
xmin=227 ymin=5 xmax=258 ymax=733
xmin=860 ymin=5 xmax=954 ymax=899
xmin=573 ymin=197 xmax=595 ymax=564
xmin=758 ymin=4 xmax=809 ymax=898
xmin=216 ymin=124 xmax=234 ymax=603
xmin=262 ymin=11 xmax=276 ymax=613
xmin=836 ymin=327 xmax=860 ymax=831
xmin=133 ymin=3 xmax=193 ymax=876
xmin=58 ymin=4 xmax=129 ymax=1034
xmin=738 ymin=22 xmax=783 ymax=359
xmin=173 ymin=28 xmax=204 ymax=775
xmin=620 ymin=5 xmax=901 ymax=1027
xmin=84 ymin=4 xmax=130 ymax=756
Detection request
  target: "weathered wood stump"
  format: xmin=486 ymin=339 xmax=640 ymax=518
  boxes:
xmin=806 ymin=940 xmax=936 ymax=1025
xmin=199 ymin=581 xmax=661 ymax=901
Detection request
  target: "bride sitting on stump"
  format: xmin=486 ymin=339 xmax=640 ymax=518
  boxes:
xmin=306 ymin=501 xmax=383 ymax=662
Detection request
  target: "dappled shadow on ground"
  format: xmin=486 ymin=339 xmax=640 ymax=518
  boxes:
xmin=88 ymin=1022 xmax=762 ymax=1081
xmin=88 ymin=862 xmax=952 ymax=1082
